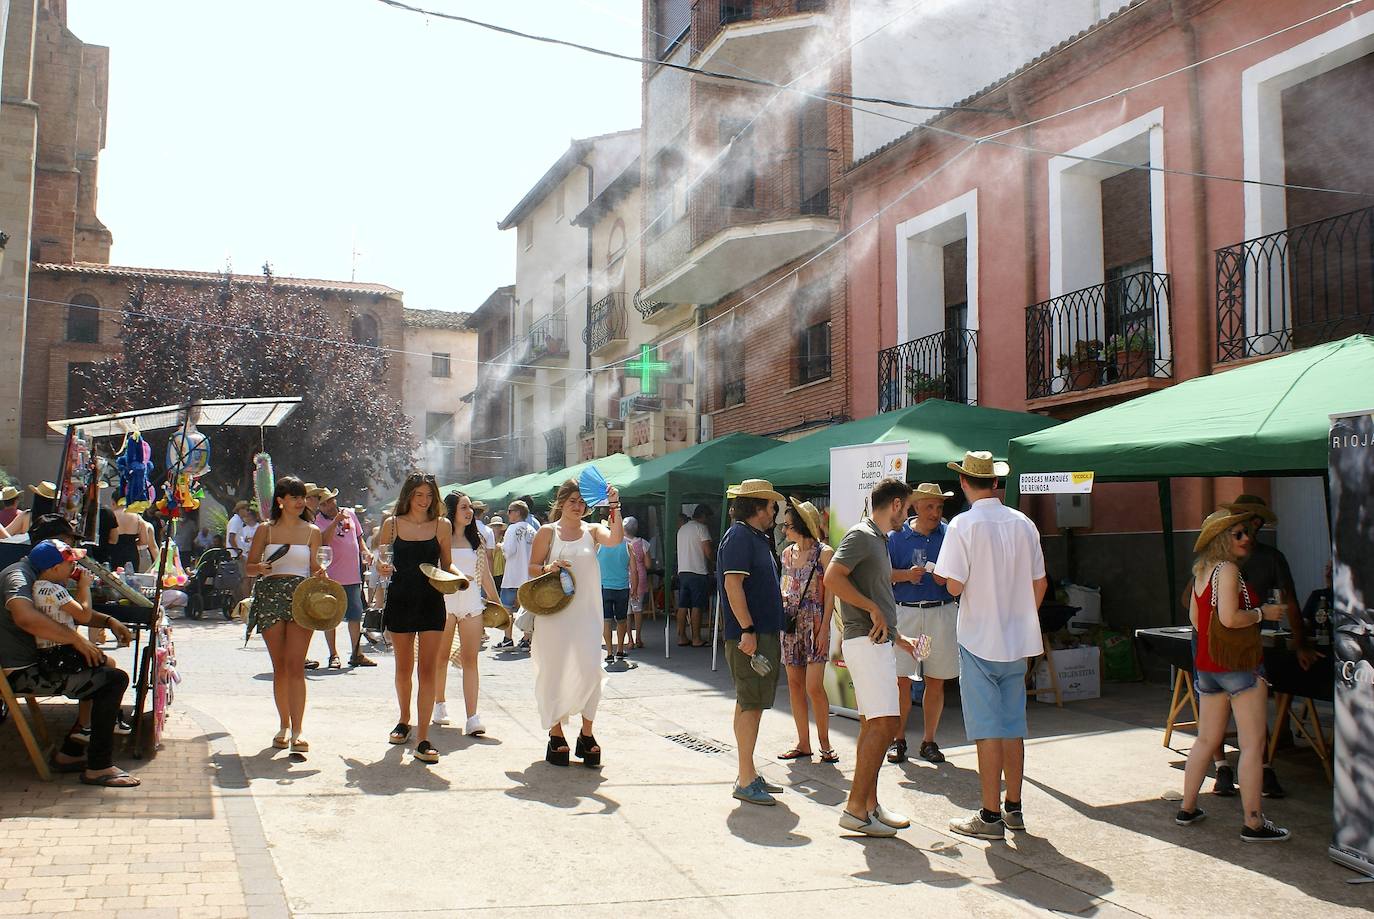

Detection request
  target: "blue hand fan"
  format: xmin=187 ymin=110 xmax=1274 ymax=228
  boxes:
xmin=578 ymin=465 xmax=610 ymax=507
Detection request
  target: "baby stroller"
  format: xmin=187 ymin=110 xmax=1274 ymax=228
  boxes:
xmin=185 ymin=547 xmax=238 ymax=620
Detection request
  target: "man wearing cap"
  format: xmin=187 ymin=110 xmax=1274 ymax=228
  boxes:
xmin=825 ymin=477 xmax=919 ymax=837
xmin=935 ymin=451 xmax=1048 ymax=841
xmin=887 ymin=482 xmax=958 ymax=765
xmin=315 ymin=489 xmax=375 ymax=668
xmin=1 ymin=539 xmax=139 ymax=786
xmin=718 ymin=480 xmax=787 ymax=807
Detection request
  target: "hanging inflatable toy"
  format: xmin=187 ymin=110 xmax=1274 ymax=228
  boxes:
xmin=166 ymin=425 xmax=211 ymax=479
xmin=154 ymin=472 xmax=201 ymax=519
xmin=253 ymin=452 xmax=275 ymax=521
xmin=115 ymin=430 xmax=155 ymax=511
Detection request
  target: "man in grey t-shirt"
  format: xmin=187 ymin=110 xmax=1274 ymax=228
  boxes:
xmin=825 ymin=477 xmax=918 ymax=838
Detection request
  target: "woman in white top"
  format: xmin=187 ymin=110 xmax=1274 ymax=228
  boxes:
xmin=527 ymin=479 xmax=624 ymax=767
xmin=245 ymin=476 xmax=324 ymax=754
xmin=435 ymin=491 xmax=499 ymax=735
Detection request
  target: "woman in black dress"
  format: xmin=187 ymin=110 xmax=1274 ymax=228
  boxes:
xmin=376 ymin=472 xmax=451 ymax=764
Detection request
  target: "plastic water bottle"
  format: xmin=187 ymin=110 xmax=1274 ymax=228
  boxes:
xmin=559 ymin=569 xmax=575 ymax=595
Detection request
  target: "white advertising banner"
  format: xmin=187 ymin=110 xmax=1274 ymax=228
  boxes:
xmin=1018 ymin=471 xmax=1095 ymax=494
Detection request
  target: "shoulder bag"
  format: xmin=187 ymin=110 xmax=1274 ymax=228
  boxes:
xmin=1207 ymin=563 xmax=1263 ymax=672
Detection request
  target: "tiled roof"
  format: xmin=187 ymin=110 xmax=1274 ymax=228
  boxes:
xmin=33 ymin=262 xmax=402 ymax=296
xmin=404 ymin=307 xmax=473 ymax=330
xmin=496 ymin=129 xmax=639 ymax=230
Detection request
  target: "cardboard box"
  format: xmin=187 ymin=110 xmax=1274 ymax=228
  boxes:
xmin=1034 ymin=645 xmax=1101 ymax=703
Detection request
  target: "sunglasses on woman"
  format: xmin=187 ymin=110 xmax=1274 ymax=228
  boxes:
xmin=1229 ymin=527 xmax=1252 ymax=541
xmin=405 ymin=473 xmax=437 ymax=485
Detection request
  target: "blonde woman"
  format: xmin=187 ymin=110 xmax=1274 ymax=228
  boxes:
xmin=435 ymin=490 xmax=500 ymax=735
xmin=376 ymin=473 xmax=452 ymax=765
xmin=1177 ymin=509 xmax=1289 ymax=842
xmin=528 ymin=479 xmax=623 ymax=767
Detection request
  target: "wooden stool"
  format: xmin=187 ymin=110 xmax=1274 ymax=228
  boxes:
xmin=1268 ymin=693 xmax=1333 ymax=784
xmin=0 ymin=669 xmax=53 ymax=781
xmin=1026 ymin=634 xmax=1062 ymax=707
xmin=1163 ymin=668 xmax=1199 ymax=748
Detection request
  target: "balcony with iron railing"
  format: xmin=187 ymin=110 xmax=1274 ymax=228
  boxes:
xmin=584 ymin=293 xmax=629 ymax=355
xmin=692 ymin=1 xmax=829 ymax=83
xmin=1216 ymin=204 xmax=1374 ymax=363
xmin=526 ymin=314 xmax=569 ymax=364
xmin=877 ymin=328 xmax=978 ymax=412
xmin=1026 ymin=271 xmax=1173 ymax=401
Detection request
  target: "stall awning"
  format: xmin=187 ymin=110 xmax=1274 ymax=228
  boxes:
xmin=464 ymin=453 xmax=644 ymax=511
xmin=724 ymin=400 xmax=1061 ymax=490
xmin=47 ymin=397 xmax=301 ymax=437
xmin=1007 ymin=335 xmax=1374 ymax=484
xmin=617 ymin=433 xmax=780 ymax=499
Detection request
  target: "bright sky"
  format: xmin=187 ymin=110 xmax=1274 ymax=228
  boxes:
xmin=67 ymin=0 xmax=642 ymax=312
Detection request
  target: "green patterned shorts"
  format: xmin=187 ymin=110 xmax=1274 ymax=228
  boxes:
xmin=252 ymin=576 xmax=303 ymax=633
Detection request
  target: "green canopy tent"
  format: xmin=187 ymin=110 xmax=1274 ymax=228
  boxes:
xmin=494 ymin=453 xmax=644 ymax=516
xmin=723 ymin=400 xmax=1061 ymax=490
xmin=439 ymin=475 xmax=508 ymax=502
xmin=1006 ymin=334 xmax=1374 ymax=622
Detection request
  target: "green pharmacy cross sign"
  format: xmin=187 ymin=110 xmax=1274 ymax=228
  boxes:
xmin=624 ymin=343 xmax=671 ymax=395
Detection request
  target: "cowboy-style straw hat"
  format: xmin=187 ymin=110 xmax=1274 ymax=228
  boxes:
xmin=1194 ymin=509 xmax=1254 ymax=553
xmin=489 ymin=516 xmax=506 ymax=527
xmin=788 ymin=498 xmax=824 ymax=543
xmin=728 ymin=478 xmax=784 ymax=502
xmin=29 ymin=481 xmax=57 ymax=500
xmin=0 ymin=486 xmax=19 ymax=502
xmin=291 ymin=576 xmax=347 ymax=631
xmin=1223 ymin=493 xmax=1278 ymax=525
xmin=947 ymin=451 xmax=1009 ymax=479
xmin=419 ymin=562 xmax=470 ymax=595
xmin=517 ymin=568 xmax=575 ymax=615
xmin=308 ymin=486 xmax=339 ymax=500
xmin=481 ymin=600 xmax=511 ymax=629
xmin=912 ymin=482 xmax=954 ymax=500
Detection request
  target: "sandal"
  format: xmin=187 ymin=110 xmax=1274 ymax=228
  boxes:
xmin=777 ymin=747 xmax=813 ymax=761
xmin=575 ymin=733 xmax=601 ymax=768
xmin=819 ymin=748 xmax=840 ymax=764
xmin=546 ymin=732 xmax=570 ymax=767
xmin=327 ymin=655 xmax=342 ymax=670
xmin=272 ymin=729 xmax=289 ymax=749
xmin=676 ymin=639 xmax=691 ymax=647
xmin=80 ymin=769 xmax=141 ymax=788
xmin=414 ymin=740 xmax=439 ymax=764
xmin=49 ymin=753 xmax=86 ymax=774
xmin=605 ymin=653 xmax=615 ymax=664
xmin=304 ymin=659 xmax=320 ymax=670
xmin=389 ymin=723 xmax=411 ymax=745
xmin=290 ymin=737 xmax=309 ymax=753
xmin=886 ymin=739 xmax=908 ymax=764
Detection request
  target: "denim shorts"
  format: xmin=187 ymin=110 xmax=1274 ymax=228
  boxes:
xmin=499 ymin=586 xmax=519 ymax=610
xmin=677 ymin=572 xmax=712 ymax=610
xmin=958 ymin=645 xmax=1028 ymax=740
xmin=342 ymin=583 xmax=365 ymax=623
xmin=602 ymin=588 xmax=630 ymax=621
xmin=1195 ymin=666 xmax=1266 ymax=697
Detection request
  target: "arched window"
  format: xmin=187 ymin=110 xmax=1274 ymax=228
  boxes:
xmin=351 ymin=313 xmax=380 ymax=348
xmin=66 ymin=294 xmax=100 ymax=343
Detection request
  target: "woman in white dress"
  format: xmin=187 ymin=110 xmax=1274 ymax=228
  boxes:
xmin=435 ymin=491 xmax=500 ymax=735
xmin=528 ymin=478 xmax=623 ymax=767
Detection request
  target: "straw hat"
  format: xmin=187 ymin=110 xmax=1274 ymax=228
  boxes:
xmin=1193 ymin=509 xmax=1254 ymax=553
xmin=489 ymin=516 xmax=506 ymax=527
xmin=517 ymin=568 xmax=575 ymax=615
xmin=303 ymin=482 xmax=318 ymax=493
xmin=946 ymin=451 xmax=1009 ymax=479
xmin=29 ymin=481 xmax=57 ymax=499
xmin=291 ymin=576 xmax=347 ymax=631
xmin=1222 ymin=493 xmax=1278 ymax=525
xmin=419 ymin=562 xmax=470 ymax=595
xmin=728 ymin=479 xmax=784 ymax=502
xmin=472 ymin=500 xmax=488 ymax=515
xmin=1 ymin=486 xmax=21 ymax=502
xmin=481 ymin=600 xmax=511 ymax=629
xmin=308 ymin=485 xmax=338 ymax=500
xmin=912 ymin=482 xmax=954 ymax=500
xmin=788 ymin=498 xmax=824 ymax=542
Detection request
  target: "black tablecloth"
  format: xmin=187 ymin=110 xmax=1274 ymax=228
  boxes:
xmin=1135 ymin=626 xmax=1334 ymax=702
xmin=94 ymin=602 xmax=155 ymax=628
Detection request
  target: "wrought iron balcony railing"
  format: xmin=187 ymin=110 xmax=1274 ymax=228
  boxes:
xmin=1025 ymin=271 xmax=1173 ymax=399
xmin=877 ymin=328 xmax=977 ymax=412
xmin=1216 ymin=204 xmax=1374 ymax=362
xmin=584 ymin=293 xmax=629 ymax=353
xmin=526 ymin=314 xmax=568 ymax=363
xmin=633 ymin=289 xmax=667 ymax=320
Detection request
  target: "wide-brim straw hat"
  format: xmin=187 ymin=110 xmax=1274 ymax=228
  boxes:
xmin=788 ymin=498 xmax=824 ymax=543
xmin=517 ymin=568 xmax=575 ymax=615
xmin=1222 ymin=493 xmax=1278 ymax=525
xmin=419 ymin=562 xmax=469 ymax=595
xmin=489 ymin=516 xmax=505 ymax=527
xmin=0 ymin=486 xmax=19 ymax=502
xmin=29 ymin=481 xmax=57 ymax=499
xmin=728 ymin=478 xmax=784 ymax=503
xmin=291 ymin=576 xmax=347 ymax=631
xmin=946 ymin=451 xmax=1009 ymax=479
xmin=1194 ymin=509 xmax=1254 ymax=553
xmin=912 ymin=482 xmax=954 ymax=500
xmin=310 ymin=486 xmax=339 ymax=501
xmin=482 ymin=600 xmax=511 ymax=629
xmin=472 ymin=500 xmax=489 ymax=514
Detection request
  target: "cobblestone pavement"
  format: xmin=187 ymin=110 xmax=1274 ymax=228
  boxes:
xmin=1 ymin=616 xmax=1368 ymax=918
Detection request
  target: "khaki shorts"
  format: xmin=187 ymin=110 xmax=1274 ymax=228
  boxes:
xmin=725 ymin=632 xmax=782 ymax=711
xmin=895 ymin=602 xmax=959 ymax=680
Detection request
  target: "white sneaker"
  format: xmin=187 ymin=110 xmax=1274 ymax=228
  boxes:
xmin=464 ymin=714 xmax=485 ymax=736
xmin=874 ymin=803 xmax=910 ymax=829
xmin=432 ymin=702 xmax=450 ymax=725
xmin=839 ymin=809 xmax=898 ymax=837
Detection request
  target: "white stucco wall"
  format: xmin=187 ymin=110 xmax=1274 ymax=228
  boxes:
xmin=402 ymin=323 xmax=478 ymax=482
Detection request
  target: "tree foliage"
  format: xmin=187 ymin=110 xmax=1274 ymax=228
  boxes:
xmin=77 ymin=271 xmax=413 ymax=508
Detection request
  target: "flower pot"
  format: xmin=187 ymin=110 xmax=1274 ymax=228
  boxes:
xmin=1069 ymin=360 xmax=1102 ymax=390
xmin=1113 ymin=348 xmax=1151 ymax=379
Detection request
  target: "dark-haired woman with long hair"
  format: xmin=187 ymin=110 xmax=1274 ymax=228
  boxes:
xmin=436 ymin=490 xmax=500 ymax=735
xmin=245 ymin=476 xmax=325 ymax=754
xmin=376 ymin=472 xmax=452 ymax=764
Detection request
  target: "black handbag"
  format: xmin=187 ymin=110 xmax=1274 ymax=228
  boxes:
xmin=784 ymin=556 xmax=821 ymax=635
xmin=363 ymin=607 xmax=385 ymax=631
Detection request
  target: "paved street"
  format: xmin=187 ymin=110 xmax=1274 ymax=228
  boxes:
xmin=1 ymin=616 xmax=1368 ymax=918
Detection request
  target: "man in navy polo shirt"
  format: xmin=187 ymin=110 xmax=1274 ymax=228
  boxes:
xmin=887 ymin=482 xmax=958 ymax=765
xmin=719 ymin=479 xmax=786 ymax=807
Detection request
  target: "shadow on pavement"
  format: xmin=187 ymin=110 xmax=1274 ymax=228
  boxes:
xmin=849 ymin=835 xmax=968 ymax=887
xmin=339 ymin=743 xmax=453 ymax=795
xmin=503 ymin=761 xmax=618 ymax=814
xmin=894 ymin=758 xmax=984 ymax=812
xmin=726 ymin=799 xmax=811 ymax=847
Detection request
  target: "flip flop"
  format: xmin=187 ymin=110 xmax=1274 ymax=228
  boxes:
xmin=676 ymin=640 xmax=691 ymax=647
xmin=777 ymin=748 xmax=813 ymax=761
xmin=80 ymin=769 xmax=141 ymax=788
xmin=49 ymin=756 xmax=86 ymax=774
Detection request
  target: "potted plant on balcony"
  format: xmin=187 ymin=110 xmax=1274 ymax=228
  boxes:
xmin=903 ymin=368 xmax=947 ymax=404
xmin=1106 ymin=329 xmax=1155 ymax=378
xmin=1056 ymin=339 xmax=1104 ymax=391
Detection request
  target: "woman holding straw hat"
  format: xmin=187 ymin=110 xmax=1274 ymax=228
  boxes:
xmin=244 ymin=476 xmax=326 ymax=754
xmin=1176 ymin=508 xmax=1290 ymax=842
xmin=376 ymin=472 xmax=452 ymax=764
xmin=435 ymin=490 xmax=500 ymax=736
xmin=527 ymin=478 xmax=624 ymax=767
xmin=777 ymin=498 xmax=838 ymax=763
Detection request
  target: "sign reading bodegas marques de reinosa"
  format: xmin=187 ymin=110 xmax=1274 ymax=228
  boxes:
xmin=1018 ymin=472 xmax=1095 ymax=494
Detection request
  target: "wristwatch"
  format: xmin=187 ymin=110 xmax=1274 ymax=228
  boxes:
xmin=741 ymin=625 xmax=756 ymax=634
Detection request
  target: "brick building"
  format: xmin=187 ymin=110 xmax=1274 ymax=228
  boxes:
xmin=466 ymin=284 xmax=520 ymax=480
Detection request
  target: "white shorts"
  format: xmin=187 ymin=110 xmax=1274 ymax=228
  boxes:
xmin=841 ymin=636 xmax=900 ymax=719
xmin=894 ymin=601 xmax=959 ymax=680
xmin=444 ymin=591 xmax=482 ymax=620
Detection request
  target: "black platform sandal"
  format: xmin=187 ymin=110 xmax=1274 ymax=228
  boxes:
xmin=546 ymin=731 xmax=570 ymax=767
xmin=575 ymin=733 xmax=601 ymax=768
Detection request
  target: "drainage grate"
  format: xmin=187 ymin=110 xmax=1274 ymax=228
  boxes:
xmin=663 ymin=731 xmax=731 ymax=756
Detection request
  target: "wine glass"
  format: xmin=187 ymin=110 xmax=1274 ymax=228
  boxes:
xmin=316 ymin=545 xmax=334 ymax=572
xmin=377 ymin=545 xmax=394 ymax=587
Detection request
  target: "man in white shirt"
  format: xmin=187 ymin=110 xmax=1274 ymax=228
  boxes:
xmin=499 ymin=500 xmax=539 ymax=651
xmin=472 ymin=500 xmax=497 ymax=551
xmin=934 ymin=451 xmax=1048 ymax=843
xmin=675 ymin=505 xmax=715 ymax=647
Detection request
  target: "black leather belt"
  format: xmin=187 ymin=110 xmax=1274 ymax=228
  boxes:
xmin=897 ymin=600 xmax=953 ymax=608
